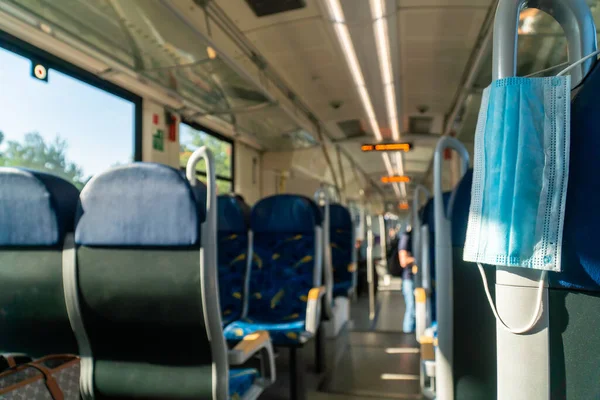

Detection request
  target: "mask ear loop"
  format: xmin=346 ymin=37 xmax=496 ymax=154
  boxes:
xmin=476 ymin=49 xmax=600 ymax=335
xmin=477 ymin=263 xmax=546 ymax=334
xmin=556 ymin=49 xmax=600 ymax=77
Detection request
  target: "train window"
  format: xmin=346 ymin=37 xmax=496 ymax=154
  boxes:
xmin=0 ymin=44 xmax=138 ymax=190
xmin=179 ymin=122 xmax=234 ymax=194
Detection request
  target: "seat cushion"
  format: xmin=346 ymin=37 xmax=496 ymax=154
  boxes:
xmin=218 ymin=233 xmax=248 ymax=325
xmin=229 ymin=368 xmax=258 ymax=400
xmin=246 ymin=232 xmax=316 ymax=324
xmin=218 ymin=195 xmax=251 ymax=326
xmin=224 ymin=320 xmax=309 ymax=346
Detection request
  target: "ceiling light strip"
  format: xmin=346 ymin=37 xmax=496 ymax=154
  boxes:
xmin=383 ymin=153 xmax=402 ymax=197
xmin=325 ymin=0 xmax=382 ymax=143
xmin=371 ymin=0 xmax=407 ymax=200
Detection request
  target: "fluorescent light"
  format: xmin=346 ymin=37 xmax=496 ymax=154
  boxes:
xmin=371 ymin=0 xmax=407 ymax=200
xmin=385 ymin=84 xmax=400 ymax=141
xmin=324 ymin=0 xmax=382 ymax=142
xmin=372 ymin=0 xmax=392 ymax=86
xmin=381 ymin=373 xmax=420 ymax=381
xmin=385 ymin=347 xmax=420 ymax=354
xmin=382 ymin=153 xmax=394 ymax=176
xmin=332 ymin=23 xmax=365 ymax=87
xmin=395 ymin=152 xmax=404 ymax=175
xmin=382 ymin=153 xmax=402 ymax=196
xmin=325 ymin=0 xmax=345 ymax=23
xmin=357 ymin=86 xmax=382 ymax=142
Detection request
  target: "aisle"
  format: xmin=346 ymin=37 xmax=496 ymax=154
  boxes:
xmin=319 ymin=292 xmax=422 ymax=399
xmin=261 ymin=291 xmax=422 ymax=399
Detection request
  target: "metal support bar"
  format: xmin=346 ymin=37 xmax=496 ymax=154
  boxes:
xmin=433 ymin=137 xmax=470 ymax=400
xmin=315 ymin=125 xmax=341 ymax=193
xmin=336 ymin=147 xmax=347 ymax=203
xmin=289 ymin=347 xmax=307 ymax=400
xmin=491 ymin=2 xmax=596 ymax=400
xmin=315 ymin=327 xmax=326 ymax=374
xmin=192 ymin=101 xmax=276 ymax=117
xmin=366 ymin=214 xmax=376 ymax=321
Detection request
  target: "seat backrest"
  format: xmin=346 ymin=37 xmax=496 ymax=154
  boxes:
xmin=450 ymin=169 xmax=497 ymax=398
xmin=75 ymin=163 xmax=227 ymax=399
xmin=328 ymin=204 xmax=355 ymax=295
xmin=0 ymin=168 xmax=79 ymax=357
xmin=247 ymin=194 xmax=323 ymax=323
xmin=217 ymin=194 xmax=251 ymax=324
xmin=419 ymin=191 xmax=451 ymax=323
xmin=546 ymin=60 xmax=600 ymax=399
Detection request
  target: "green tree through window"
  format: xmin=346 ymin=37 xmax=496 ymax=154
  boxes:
xmin=179 ymin=123 xmax=233 ymax=194
xmin=0 ymin=131 xmax=87 ymax=190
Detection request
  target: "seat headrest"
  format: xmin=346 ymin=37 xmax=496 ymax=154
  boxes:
xmin=0 ymin=168 xmax=79 ymax=246
xmin=75 ymin=163 xmax=206 ymax=247
xmin=218 ymin=195 xmax=250 ymax=233
xmin=328 ymin=203 xmax=352 ymax=231
xmin=421 ymin=191 xmax=452 ymax=231
xmin=450 ymin=169 xmax=473 ymax=247
xmin=251 ymin=194 xmax=322 ymax=233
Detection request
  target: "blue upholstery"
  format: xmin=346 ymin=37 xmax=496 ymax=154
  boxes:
xmin=450 ymin=169 xmax=474 ymax=247
xmin=223 ymin=195 xmax=321 ymax=346
xmin=251 ymin=194 xmax=322 ymax=233
xmin=224 ymin=320 xmax=308 ymax=346
xmin=328 ymin=204 xmax=354 ymax=297
xmin=421 ymin=191 xmax=452 ymax=323
xmin=551 ymin=61 xmax=600 ymax=290
xmin=76 ymin=163 xmax=206 ymax=247
xmin=229 ymin=368 xmax=258 ymax=400
xmin=0 ymin=168 xmax=79 ymax=246
xmin=218 ymin=195 xmax=251 ymax=325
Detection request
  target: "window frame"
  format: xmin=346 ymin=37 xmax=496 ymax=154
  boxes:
xmin=179 ymin=119 xmax=235 ymax=192
xmin=0 ymin=30 xmax=143 ymax=161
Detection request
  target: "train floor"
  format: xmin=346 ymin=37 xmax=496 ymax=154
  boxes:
xmin=261 ymin=290 xmax=423 ymax=399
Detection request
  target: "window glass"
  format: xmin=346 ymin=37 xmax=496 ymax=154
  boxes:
xmin=179 ymin=122 xmax=233 ymax=194
xmin=0 ymin=46 xmax=136 ymax=190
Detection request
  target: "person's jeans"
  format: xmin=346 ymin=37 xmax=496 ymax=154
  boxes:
xmin=402 ymin=278 xmax=416 ymax=333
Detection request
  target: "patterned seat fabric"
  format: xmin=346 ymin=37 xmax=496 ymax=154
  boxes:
xmin=224 ymin=195 xmax=322 ymax=346
xmin=229 ymin=368 xmax=258 ymax=400
xmin=329 ymin=204 xmax=355 ymax=297
xmin=218 ymin=195 xmax=251 ymax=326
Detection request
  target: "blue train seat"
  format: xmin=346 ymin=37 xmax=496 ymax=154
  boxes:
xmin=546 ymin=59 xmax=600 ymax=398
xmin=218 ymin=194 xmax=252 ymax=326
xmin=223 ymin=194 xmax=325 ymax=346
xmin=0 ymin=168 xmax=80 ymax=361
xmin=329 ymin=204 xmax=356 ymax=298
xmin=450 ymin=169 xmax=496 ymax=398
xmin=75 ymin=163 xmax=274 ymax=400
xmin=419 ymin=191 xmax=452 ymax=324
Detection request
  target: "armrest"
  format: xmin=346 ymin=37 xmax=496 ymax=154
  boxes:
xmin=229 ymin=331 xmax=270 ymax=365
xmin=414 ymin=288 xmax=427 ymax=304
xmin=228 ymin=331 xmax=276 ymax=385
xmin=305 ymin=286 xmax=326 ymax=334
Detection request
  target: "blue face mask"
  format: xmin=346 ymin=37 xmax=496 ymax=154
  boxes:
xmin=463 ymin=75 xmax=571 ymax=272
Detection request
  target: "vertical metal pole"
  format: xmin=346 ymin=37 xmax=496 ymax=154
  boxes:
xmin=366 ymin=214 xmax=376 ymax=321
xmin=491 ymin=1 xmax=596 ymax=399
